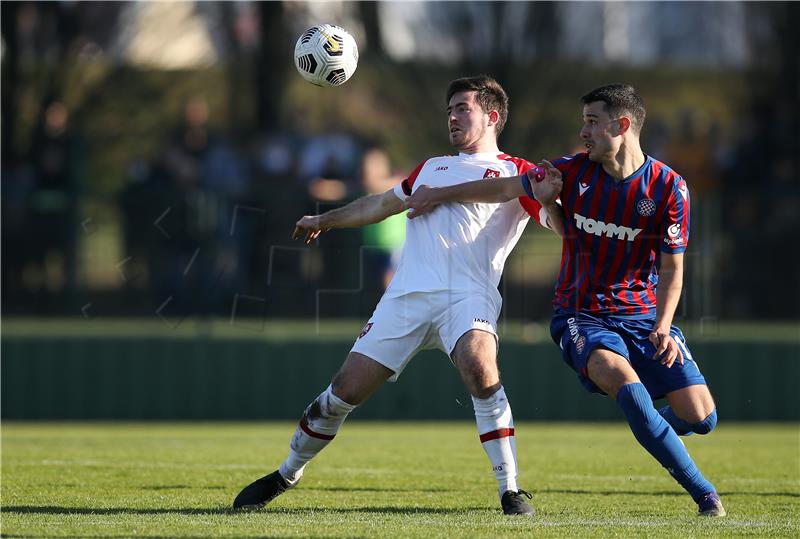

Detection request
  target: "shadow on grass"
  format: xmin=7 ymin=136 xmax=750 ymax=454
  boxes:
xmin=539 ymin=489 xmax=800 ymax=498
xmin=308 ymin=486 xmax=451 ymax=493
xmin=141 ymin=485 xmax=227 ymax=491
xmin=2 ymin=505 xmax=490 ymax=516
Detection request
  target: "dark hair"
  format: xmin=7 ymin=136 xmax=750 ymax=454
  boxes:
xmin=446 ymin=75 xmax=509 ymax=136
xmin=581 ymin=84 xmax=646 ymax=133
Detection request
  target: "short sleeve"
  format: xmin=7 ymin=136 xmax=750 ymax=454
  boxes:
xmin=661 ymin=176 xmax=690 ymax=253
xmin=395 ymin=159 xmax=428 ymax=197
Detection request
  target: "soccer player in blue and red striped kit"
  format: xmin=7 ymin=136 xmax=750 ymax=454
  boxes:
xmin=405 ymin=83 xmax=725 ymax=517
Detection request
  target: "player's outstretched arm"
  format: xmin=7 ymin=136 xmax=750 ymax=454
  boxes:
xmin=649 ymin=252 xmax=685 ymax=368
xmin=405 ymin=176 xmax=526 ymax=218
xmin=292 ymin=189 xmax=405 ymax=244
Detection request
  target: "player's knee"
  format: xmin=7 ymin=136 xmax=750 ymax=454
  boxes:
xmin=456 ymin=357 xmax=500 ymax=398
xmin=691 ymin=408 xmax=717 ymax=435
xmin=329 ymin=377 xmax=360 ymax=407
xmin=588 ymin=352 xmax=636 ymax=398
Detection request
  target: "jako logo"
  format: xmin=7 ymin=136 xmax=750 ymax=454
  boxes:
xmin=435 ymin=166 xmax=448 ymax=171
xmin=574 ymin=213 xmax=642 ymax=241
xmin=473 ymin=318 xmax=491 ymax=325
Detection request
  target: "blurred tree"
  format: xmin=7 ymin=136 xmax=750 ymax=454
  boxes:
xmin=255 ymin=2 xmax=292 ymax=131
xmin=358 ymin=1 xmax=384 ymax=57
xmin=1 ymin=2 xmax=18 ymax=163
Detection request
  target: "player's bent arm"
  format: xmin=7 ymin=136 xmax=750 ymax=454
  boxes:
xmin=436 ymin=175 xmax=526 ymax=204
xmin=541 ymin=201 xmax=565 ymax=237
xmin=654 ymin=252 xmax=684 ymax=330
xmin=319 ymin=188 xmax=405 ymax=229
xmin=650 ymin=252 xmax=685 ymax=366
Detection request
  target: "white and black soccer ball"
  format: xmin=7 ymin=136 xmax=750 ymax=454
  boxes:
xmin=294 ymin=24 xmax=358 ymax=87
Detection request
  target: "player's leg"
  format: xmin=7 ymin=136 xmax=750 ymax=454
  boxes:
xmin=233 ymin=294 xmax=428 ymax=510
xmin=450 ymin=330 xmax=532 ymax=515
xmin=659 ymin=384 xmax=717 ymax=435
xmin=278 ymin=352 xmax=393 ymax=484
xmin=233 ymin=352 xmax=392 ymax=510
xmin=651 ymin=330 xmax=717 ymax=436
xmin=586 ymin=349 xmax=723 ymax=516
xmin=616 ymin=321 xmax=725 ymax=515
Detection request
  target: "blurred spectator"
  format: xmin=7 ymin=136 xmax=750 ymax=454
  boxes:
xmin=130 ymin=96 xmax=249 ymax=316
xmin=300 ymin=130 xmax=361 ymax=202
xmin=665 ymin=108 xmax=718 ymax=197
xmin=719 ymin=100 xmax=799 ymax=318
xmin=23 ymin=99 xmax=81 ymax=306
xmin=360 ymin=147 xmax=406 ymax=291
xmin=247 ymin=132 xmax=309 ymax=312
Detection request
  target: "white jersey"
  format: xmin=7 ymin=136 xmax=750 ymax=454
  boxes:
xmin=387 ymin=151 xmax=547 ymax=303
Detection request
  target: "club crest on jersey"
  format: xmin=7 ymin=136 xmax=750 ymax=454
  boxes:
xmin=636 ymin=198 xmax=656 ymax=217
xmin=358 ymin=322 xmax=373 ymax=339
xmin=483 ymin=168 xmax=501 ymax=179
xmin=578 ymin=181 xmax=591 ymax=196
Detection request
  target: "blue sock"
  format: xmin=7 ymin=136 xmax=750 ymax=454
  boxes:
xmin=617 ymin=383 xmax=715 ymax=502
xmin=659 ymin=406 xmax=718 ymax=436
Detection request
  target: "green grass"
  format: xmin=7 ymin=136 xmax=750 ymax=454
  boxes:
xmin=1 ymin=423 xmax=798 ymax=538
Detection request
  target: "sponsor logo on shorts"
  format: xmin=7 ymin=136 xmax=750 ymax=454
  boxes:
xmin=566 ymin=317 xmax=586 ymax=354
xmin=435 ymin=166 xmax=448 ymax=171
xmin=636 ymin=198 xmax=656 ymax=217
xmin=575 ymin=335 xmax=586 ymax=355
xmin=358 ymin=322 xmax=373 ymax=339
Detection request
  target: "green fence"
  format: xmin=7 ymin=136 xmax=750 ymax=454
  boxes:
xmin=2 ymin=337 xmax=798 ymax=420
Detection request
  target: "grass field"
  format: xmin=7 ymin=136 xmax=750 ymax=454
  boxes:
xmin=2 ymin=422 xmax=798 ymax=538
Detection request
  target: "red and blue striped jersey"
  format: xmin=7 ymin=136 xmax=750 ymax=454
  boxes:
xmin=543 ymin=152 xmax=690 ymax=316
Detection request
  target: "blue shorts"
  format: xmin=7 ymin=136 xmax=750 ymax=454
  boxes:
xmin=550 ymin=311 xmax=706 ymax=400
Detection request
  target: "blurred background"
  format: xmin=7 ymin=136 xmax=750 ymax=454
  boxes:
xmin=2 ymin=1 xmax=798 ymax=420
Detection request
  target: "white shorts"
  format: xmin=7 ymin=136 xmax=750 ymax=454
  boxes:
xmin=350 ymin=290 xmax=501 ymax=382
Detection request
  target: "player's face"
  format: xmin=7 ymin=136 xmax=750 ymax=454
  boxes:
xmin=580 ymin=102 xmax=623 ymax=162
xmin=447 ymin=91 xmax=489 ymax=150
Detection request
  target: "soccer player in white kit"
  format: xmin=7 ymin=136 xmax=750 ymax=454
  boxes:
xmin=233 ymin=76 xmax=552 ymax=516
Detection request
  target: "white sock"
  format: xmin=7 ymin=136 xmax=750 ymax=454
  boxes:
xmin=278 ymin=385 xmax=356 ymax=484
xmin=472 ymin=386 xmax=519 ymax=497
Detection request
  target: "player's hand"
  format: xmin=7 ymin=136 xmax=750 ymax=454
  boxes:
xmin=530 ymin=160 xmax=563 ymax=206
xmin=292 ymin=215 xmax=328 ymax=244
xmin=649 ymin=329 xmax=684 ymax=368
xmin=404 ymin=184 xmax=440 ymax=219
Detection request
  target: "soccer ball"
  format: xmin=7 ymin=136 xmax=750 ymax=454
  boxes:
xmin=294 ymin=25 xmax=359 ymax=87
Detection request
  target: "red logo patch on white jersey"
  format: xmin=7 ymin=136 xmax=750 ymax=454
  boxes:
xmin=358 ymin=322 xmax=373 ymax=339
xmin=483 ymin=168 xmax=501 ymax=179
